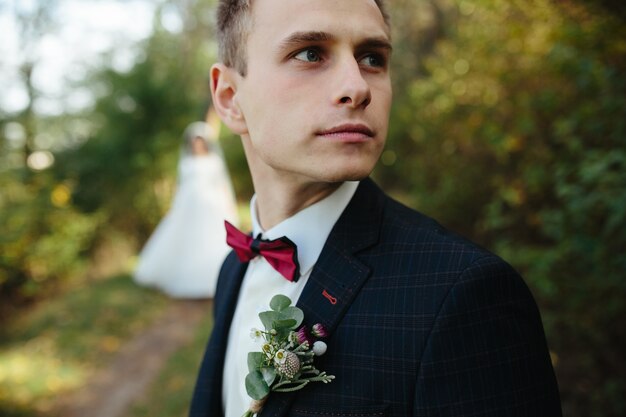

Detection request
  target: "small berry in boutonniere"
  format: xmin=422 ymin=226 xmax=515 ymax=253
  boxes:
xmin=242 ymin=294 xmax=335 ymax=417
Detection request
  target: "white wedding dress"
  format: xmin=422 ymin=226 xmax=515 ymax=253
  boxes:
xmin=134 ymin=153 xmax=238 ymax=298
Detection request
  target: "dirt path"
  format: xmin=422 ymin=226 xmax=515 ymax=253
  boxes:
xmin=55 ymin=299 xmax=211 ymax=417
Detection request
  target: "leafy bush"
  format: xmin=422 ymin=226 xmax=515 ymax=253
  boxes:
xmin=0 ymin=169 xmax=100 ymax=312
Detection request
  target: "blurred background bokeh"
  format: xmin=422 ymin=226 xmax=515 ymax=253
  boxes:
xmin=1 ymin=0 xmax=624 ymax=416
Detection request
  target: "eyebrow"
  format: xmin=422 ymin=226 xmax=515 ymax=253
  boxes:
xmin=359 ymin=37 xmax=393 ymax=52
xmin=278 ymin=31 xmax=335 ymax=51
xmin=278 ymin=31 xmax=393 ymax=52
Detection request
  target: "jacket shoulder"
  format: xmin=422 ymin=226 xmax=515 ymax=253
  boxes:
xmin=378 ymin=194 xmax=495 ymax=266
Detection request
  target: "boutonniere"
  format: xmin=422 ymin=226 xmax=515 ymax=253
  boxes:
xmin=242 ymin=294 xmax=334 ymax=417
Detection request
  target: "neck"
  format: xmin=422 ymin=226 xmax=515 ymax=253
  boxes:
xmin=253 ymin=177 xmax=341 ymax=231
xmin=242 ymin=135 xmax=342 ymax=230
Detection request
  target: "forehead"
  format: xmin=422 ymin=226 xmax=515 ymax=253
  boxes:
xmin=248 ymin=0 xmax=389 ymax=46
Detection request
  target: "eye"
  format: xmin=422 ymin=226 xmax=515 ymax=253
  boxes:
xmin=359 ymin=53 xmax=386 ymax=68
xmin=293 ymin=48 xmax=322 ymax=63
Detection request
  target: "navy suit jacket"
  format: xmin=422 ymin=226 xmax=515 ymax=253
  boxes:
xmin=189 ymin=178 xmax=562 ymax=417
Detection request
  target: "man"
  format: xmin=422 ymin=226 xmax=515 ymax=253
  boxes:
xmin=190 ymin=0 xmax=562 ymax=416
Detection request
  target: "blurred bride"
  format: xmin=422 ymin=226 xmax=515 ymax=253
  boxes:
xmin=134 ymin=121 xmax=239 ymax=298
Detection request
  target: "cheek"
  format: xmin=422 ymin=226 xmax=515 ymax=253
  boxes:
xmin=273 ymin=78 xmax=316 ymax=112
xmin=248 ymin=86 xmax=310 ymax=141
xmin=374 ymin=81 xmax=393 ymax=109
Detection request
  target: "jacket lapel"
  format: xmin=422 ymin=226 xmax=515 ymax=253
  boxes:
xmin=196 ymin=253 xmax=248 ymax=416
xmin=260 ymin=178 xmax=385 ymax=417
xmin=213 ymin=253 xmax=249 ymax=349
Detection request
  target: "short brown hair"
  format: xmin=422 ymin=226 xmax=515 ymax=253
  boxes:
xmin=216 ymin=0 xmax=389 ymax=76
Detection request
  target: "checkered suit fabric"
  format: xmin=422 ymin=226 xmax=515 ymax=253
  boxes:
xmin=189 ymin=178 xmax=561 ymax=417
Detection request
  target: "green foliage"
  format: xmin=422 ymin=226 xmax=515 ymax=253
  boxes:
xmin=0 ymin=168 xmax=100 ymax=310
xmin=269 ymin=294 xmax=292 ymax=312
xmin=245 ymin=370 xmax=270 ymax=400
xmin=220 ymin=129 xmax=253 ymax=202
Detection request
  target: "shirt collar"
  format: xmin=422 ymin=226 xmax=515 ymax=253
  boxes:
xmin=249 ymin=181 xmax=359 ymax=277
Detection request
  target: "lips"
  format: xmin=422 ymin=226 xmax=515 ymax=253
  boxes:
xmin=317 ymin=124 xmax=375 ymax=141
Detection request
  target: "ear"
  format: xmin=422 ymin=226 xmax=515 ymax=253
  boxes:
xmin=210 ymin=63 xmax=248 ymax=135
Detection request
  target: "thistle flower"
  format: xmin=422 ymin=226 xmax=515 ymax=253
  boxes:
xmin=311 ymin=323 xmax=328 ymax=338
xmin=296 ymin=326 xmax=313 ymax=346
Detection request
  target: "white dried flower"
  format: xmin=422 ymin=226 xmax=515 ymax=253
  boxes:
xmin=312 ymin=341 xmax=328 ymax=356
xmin=274 ymin=349 xmax=287 ymax=365
xmin=250 ymin=328 xmax=262 ymax=340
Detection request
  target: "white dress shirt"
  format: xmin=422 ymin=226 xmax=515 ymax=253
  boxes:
xmin=222 ymin=181 xmax=359 ymax=417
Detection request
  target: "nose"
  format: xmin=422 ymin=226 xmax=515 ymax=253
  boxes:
xmin=333 ymin=58 xmax=372 ymax=109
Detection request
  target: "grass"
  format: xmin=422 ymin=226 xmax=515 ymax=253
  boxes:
xmin=0 ymin=274 xmax=170 ymax=417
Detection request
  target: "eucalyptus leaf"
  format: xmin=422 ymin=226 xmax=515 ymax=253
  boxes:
xmin=259 ymin=311 xmax=279 ymax=331
xmin=260 ymin=367 xmax=277 ymax=386
xmin=270 ymin=294 xmax=292 ymax=312
xmin=275 ymin=327 xmax=293 ymax=341
xmin=245 ymin=370 xmax=270 ymax=400
xmin=272 ymin=318 xmax=297 ymax=329
xmin=281 ymin=306 xmax=304 ymax=328
xmin=247 ymin=352 xmax=265 ymax=372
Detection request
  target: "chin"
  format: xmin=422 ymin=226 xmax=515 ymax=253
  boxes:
xmin=317 ymin=166 xmax=374 ymax=183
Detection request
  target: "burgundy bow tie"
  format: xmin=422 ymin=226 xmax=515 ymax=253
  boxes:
xmin=224 ymin=221 xmax=300 ymax=282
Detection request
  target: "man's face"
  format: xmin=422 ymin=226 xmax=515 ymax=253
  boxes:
xmin=234 ymin=0 xmax=392 ymax=184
